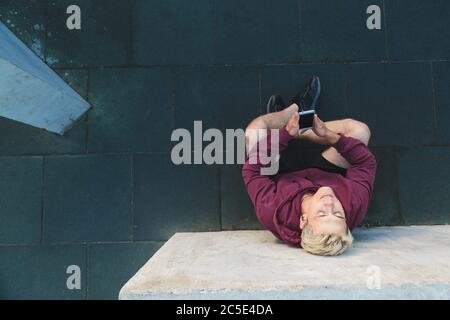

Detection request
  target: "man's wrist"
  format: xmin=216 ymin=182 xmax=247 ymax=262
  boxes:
xmin=325 ymin=129 xmax=341 ymax=145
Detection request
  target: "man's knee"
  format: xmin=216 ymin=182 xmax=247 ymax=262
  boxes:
xmin=245 ymin=118 xmax=267 ymax=153
xmin=245 ymin=117 xmax=265 ymax=136
xmin=345 ymin=118 xmax=371 ymax=145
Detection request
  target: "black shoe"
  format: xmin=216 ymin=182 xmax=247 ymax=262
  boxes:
xmin=290 ymin=76 xmax=321 ymax=111
xmin=266 ymin=95 xmax=287 ymax=114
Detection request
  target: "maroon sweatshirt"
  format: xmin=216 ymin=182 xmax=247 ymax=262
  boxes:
xmin=242 ymin=126 xmax=377 ymax=246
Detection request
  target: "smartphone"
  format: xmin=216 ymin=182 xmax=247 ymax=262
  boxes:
xmin=298 ymin=110 xmax=315 ymax=133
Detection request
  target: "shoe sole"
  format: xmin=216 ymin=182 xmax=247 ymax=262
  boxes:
xmin=300 ymin=76 xmax=321 ymax=111
xmin=266 ymin=95 xmax=276 ymax=114
xmin=311 ymin=76 xmax=321 ymax=110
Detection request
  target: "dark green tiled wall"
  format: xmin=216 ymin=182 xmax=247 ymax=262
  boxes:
xmin=214 ymin=0 xmax=299 ymax=64
xmin=133 ymin=153 xmax=221 ymax=241
xmin=46 ymin=0 xmax=131 ymax=67
xmin=133 ymin=0 xmax=215 ymax=65
xmin=0 ymin=0 xmax=449 ymax=299
xmin=0 ymin=0 xmax=46 ymax=58
xmin=346 ymin=62 xmax=435 ymax=146
xmin=301 ymin=0 xmax=386 ymax=62
xmin=87 ymin=242 xmax=163 ymax=299
xmin=221 ymin=164 xmax=263 ymax=230
xmin=0 ymin=157 xmax=42 ymax=244
xmin=386 ymin=0 xmax=450 ymax=60
xmin=175 ymin=67 xmax=260 ymax=132
xmin=433 ymin=62 xmax=450 ymax=144
xmin=43 ymin=154 xmax=132 ymax=242
xmin=0 ymin=245 xmax=86 ymax=299
xmin=88 ymin=68 xmax=173 ymax=152
xmin=363 ymin=147 xmax=400 ymax=226
xmin=398 ymin=147 xmax=450 ymax=225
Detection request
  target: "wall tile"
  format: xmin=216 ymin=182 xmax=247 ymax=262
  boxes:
xmin=0 ymin=244 xmax=86 ymax=299
xmin=398 ymin=147 xmax=450 ymax=225
xmin=133 ymin=0 xmax=214 ymax=65
xmin=386 ymin=0 xmax=450 ymax=60
xmin=133 ymin=153 xmax=221 ymax=241
xmin=0 ymin=156 xmax=43 ymax=244
xmin=46 ymin=0 xmax=131 ymax=67
xmin=88 ymin=242 xmax=162 ymax=300
xmin=43 ymin=154 xmax=131 ymax=242
xmin=214 ymin=0 xmax=299 ymax=63
xmin=301 ymin=0 xmax=385 ymax=62
xmin=88 ymin=68 xmax=173 ymax=153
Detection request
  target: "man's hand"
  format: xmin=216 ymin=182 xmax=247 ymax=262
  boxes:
xmin=298 ymin=114 xmax=341 ymax=144
xmin=287 ymin=113 xmax=341 ymax=144
xmin=286 ymin=112 xmax=299 ymax=136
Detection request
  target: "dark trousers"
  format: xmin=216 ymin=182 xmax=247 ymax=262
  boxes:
xmin=277 ymin=139 xmax=347 ymax=176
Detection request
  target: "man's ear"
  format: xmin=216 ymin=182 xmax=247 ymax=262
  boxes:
xmin=300 ymin=215 xmax=307 ymax=229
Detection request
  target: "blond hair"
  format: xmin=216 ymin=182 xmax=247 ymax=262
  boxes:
xmin=300 ymin=223 xmax=354 ymax=256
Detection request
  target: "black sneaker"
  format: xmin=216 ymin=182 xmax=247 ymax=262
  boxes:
xmin=290 ymin=76 xmax=321 ymax=111
xmin=266 ymin=95 xmax=286 ymax=114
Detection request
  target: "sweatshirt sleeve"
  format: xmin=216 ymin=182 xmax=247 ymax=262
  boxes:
xmin=242 ymin=127 xmax=293 ymax=227
xmin=332 ymin=134 xmax=377 ymax=197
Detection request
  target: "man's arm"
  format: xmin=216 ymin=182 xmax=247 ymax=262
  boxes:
xmin=332 ymin=132 xmax=377 ymax=227
xmin=298 ymin=118 xmax=371 ymax=146
xmin=242 ymin=113 xmax=299 ymax=228
xmin=242 ymin=128 xmax=292 ymax=230
xmin=243 ymin=112 xmax=300 ymax=198
xmin=331 ymin=133 xmax=377 ymax=194
xmin=245 ymin=104 xmax=299 ymax=154
xmin=296 ymin=118 xmax=348 ymax=143
xmin=323 ymin=129 xmax=341 ymax=144
xmin=305 ymin=115 xmax=377 ymax=194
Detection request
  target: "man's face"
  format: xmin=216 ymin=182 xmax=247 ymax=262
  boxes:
xmin=300 ymin=186 xmax=347 ymax=236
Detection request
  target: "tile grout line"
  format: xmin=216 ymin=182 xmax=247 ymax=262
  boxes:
xmin=430 ymin=61 xmax=439 ymax=145
xmin=382 ymin=0 xmax=389 ymax=60
xmin=0 ymin=240 xmax=166 ymax=248
xmin=258 ymin=67 xmax=262 ymax=114
xmin=39 ymin=156 xmax=46 ymax=244
xmin=129 ymin=0 xmax=134 ymax=65
xmin=130 ymin=154 xmax=135 ymax=241
xmin=3 ymin=143 xmax=450 ymax=159
xmin=43 ymin=0 xmax=49 ymax=63
xmin=218 ymin=166 xmax=223 ymax=231
xmin=345 ymin=75 xmax=350 ymax=115
xmin=85 ymin=243 xmax=89 ymax=300
xmin=213 ymin=0 xmax=218 ymax=62
xmin=49 ymin=59 xmax=450 ymax=70
xmin=171 ymin=66 xmax=177 ymax=133
xmin=85 ymin=68 xmax=91 ymax=153
xmin=298 ymin=0 xmax=302 ymax=61
xmin=393 ymin=146 xmax=404 ymax=225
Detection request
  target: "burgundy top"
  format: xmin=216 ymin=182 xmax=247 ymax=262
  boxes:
xmin=242 ymin=127 xmax=377 ymax=246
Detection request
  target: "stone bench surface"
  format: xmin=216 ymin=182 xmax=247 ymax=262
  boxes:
xmin=119 ymin=226 xmax=450 ymax=300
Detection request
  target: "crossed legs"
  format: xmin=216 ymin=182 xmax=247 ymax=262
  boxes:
xmin=245 ymin=103 xmax=371 ymax=170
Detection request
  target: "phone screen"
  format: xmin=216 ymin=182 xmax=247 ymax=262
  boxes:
xmin=299 ymin=111 xmax=315 ymax=130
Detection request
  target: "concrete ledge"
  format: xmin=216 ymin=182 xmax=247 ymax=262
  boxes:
xmin=120 ymin=226 xmax=450 ymax=300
